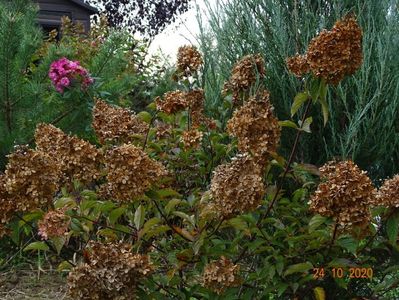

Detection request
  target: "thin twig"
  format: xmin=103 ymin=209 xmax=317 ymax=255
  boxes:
xmin=142 ymin=112 xmax=158 ymax=151
xmin=150 ymin=198 xmax=192 ymax=242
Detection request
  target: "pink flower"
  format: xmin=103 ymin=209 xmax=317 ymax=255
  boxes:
xmin=49 ymin=57 xmax=93 ymax=94
xmin=60 ymin=77 xmax=70 ymax=87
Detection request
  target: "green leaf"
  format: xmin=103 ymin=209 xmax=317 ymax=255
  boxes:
xmin=279 ymin=120 xmax=298 ymax=129
xmin=97 ymin=228 xmax=118 ymax=239
xmin=337 ymin=236 xmax=358 ymax=254
xmin=319 ymin=79 xmax=328 ymax=102
xmin=134 ymin=205 xmax=145 ymax=230
xmin=386 ymin=212 xmax=399 ymax=245
xmin=318 ymin=95 xmax=329 ymax=126
xmin=314 ymin=287 xmax=326 ymax=300
xmin=54 ymin=197 xmax=75 ymax=209
xmin=299 ymin=116 xmax=313 ymax=133
xmin=284 ymin=262 xmax=313 ymax=276
xmin=80 ymin=199 xmax=97 ymax=212
xmin=137 ymin=111 xmax=152 ymax=123
xmin=309 ymin=215 xmax=327 ymax=233
xmin=172 ymin=211 xmax=195 ymax=227
xmin=165 ymin=199 xmax=181 ymax=215
xmin=97 ymin=201 xmax=117 ymax=213
xmin=328 ymin=258 xmax=355 ymax=268
xmin=109 ymin=207 xmax=126 ymax=225
xmin=51 ymin=236 xmax=65 ymax=255
xmin=291 ymin=92 xmax=308 ymax=117
xmin=57 ymin=261 xmax=73 ymax=273
xmin=157 ymin=188 xmax=181 ymax=199
xmin=23 ymin=241 xmax=49 ymax=252
xmin=310 ymin=77 xmax=321 ymax=103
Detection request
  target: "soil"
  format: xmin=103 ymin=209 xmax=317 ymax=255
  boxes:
xmin=0 ymin=268 xmax=70 ymax=300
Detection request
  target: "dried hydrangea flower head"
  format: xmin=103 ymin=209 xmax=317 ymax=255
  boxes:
xmin=155 ymin=90 xmax=188 ymax=114
xmin=35 ymin=124 xmax=102 ymax=185
xmin=306 ymin=15 xmax=363 ymax=85
xmin=100 ymin=143 xmax=167 ymax=202
xmin=0 ymin=175 xmax=16 ymax=237
xmin=181 ymin=129 xmax=203 ymax=150
xmin=4 ymin=146 xmax=60 ymax=212
xmin=309 ymin=160 xmax=376 ymax=233
xmin=187 ymin=89 xmax=205 ymax=127
xmin=375 ymin=174 xmax=399 ymax=208
xmin=38 ymin=208 xmax=70 ymax=240
xmin=92 ymin=99 xmax=148 ymax=144
xmin=68 ymin=241 xmax=153 ymax=300
xmin=176 ymin=45 xmax=203 ymax=73
xmin=227 ymin=90 xmax=281 ymax=164
xmin=154 ymin=121 xmax=172 ymax=140
xmin=227 ymin=54 xmax=265 ymax=104
xmin=210 ymin=153 xmax=265 ymax=218
xmin=286 ymin=54 xmax=310 ymax=77
xmin=202 ymin=256 xmax=241 ymax=294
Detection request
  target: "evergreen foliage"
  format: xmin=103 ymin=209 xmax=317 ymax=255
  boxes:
xmin=0 ymin=0 xmax=42 ymax=168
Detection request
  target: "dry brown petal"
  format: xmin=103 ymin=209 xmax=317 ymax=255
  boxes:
xmin=210 ymin=153 xmax=265 ymax=218
xmin=309 ymin=160 xmax=375 ymax=234
xmin=375 ymin=174 xmax=399 ymax=208
xmin=4 ymin=145 xmax=61 ymax=212
xmin=306 ymin=15 xmax=363 ymax=85
xmin=227 ymin=54 xmax=266 ymax=104
xmin=286 ymin=54 xmax=310 ymax=77
xmin=38 ymin=208 xmax=70 ymax=240
xmin=68 ymin=241 xmax=152 ymax=299
xmin=92 ymin=99 xmax=148 ymax=144
xmin=227 ymin=90 xmax=280 ymax=165
xmin=181 ymin=129 xmax=203 ymax=150
xmin=100 ymin=143 xmax=167 ymax=203
xmin=177 ymin=45 xmax=203 ymax=73
xmin=35 ymin=124 xmax=102 ymax=185
xmin=155 ymin=90 xmax=188 ymax=114
xmin=202 ymin=256 xmax=241 ymax=294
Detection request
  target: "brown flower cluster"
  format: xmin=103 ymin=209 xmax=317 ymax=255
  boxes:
xmin=176 ymin=45 xmax=203 ymax=73
xmin=92 ymin=99 xmax=148 ymax=144
xmin=202 ymin=256 xmax=241 ymax=294
xmin=287 ymin=15 xmax=363 ymax=84
xmin=309 ymin=160 xmax=375 ymax=232
xmin=375 ymin=175 xmax=399 ymax=208
xmin=286 ymin=54 xmax=310 ymax=78
xmin=100 ymin=144 xmax=167 ymax=202
xmin=0 ymin=175 xmax=15 ymax=237
xmin=38 ymin=209 xmax=70 ymax=240
xmin=227 ymin=91 xmax=281 ymax=164
xmin=181 ymin=129 xmax=203 ymax=150
xmin=3 ymin=146 xmax=60 ymax=212
xmin=35 ymin=124 xmax=102 ymax=185
xmin=187 ymin=89 xmax=205 ymax=127
xmin=226 ymin=54 xmax=265 ymax=103
xmin=210 ymin=153 xmax=265 ymax=218
xmin=68 ymin=242 xmax=152 ymax=300
xmin=155 ymin=121 xmax=172 ymax=140
xmin=155 ymin=90 xmax=188 ymax=114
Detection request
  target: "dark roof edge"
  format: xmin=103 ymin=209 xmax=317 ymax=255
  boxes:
xmin=70 ymin=0 xmax=98 ymax=14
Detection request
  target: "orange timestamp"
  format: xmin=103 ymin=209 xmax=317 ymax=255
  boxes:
xmin=313 ymin=267 xmax=373 ymax=279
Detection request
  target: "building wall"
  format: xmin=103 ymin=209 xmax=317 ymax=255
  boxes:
xmin=34 ymin=0 xmax=92 ymax=32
